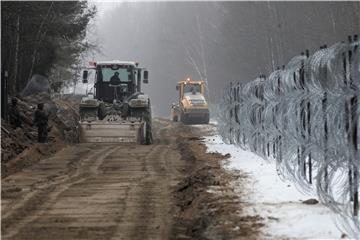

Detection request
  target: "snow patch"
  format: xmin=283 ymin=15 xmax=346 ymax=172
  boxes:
xmin=203 ymin=133 xmax=346 ymax=239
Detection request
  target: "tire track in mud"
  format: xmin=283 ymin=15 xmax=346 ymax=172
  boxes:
xmin=2 ymin=120 xmax=186 ymax=240
xmin=2 ymin=145 xmax=118 ymax=239
xmin=110 ymin=144 xmax=179 ymax=239
xmin=2 ymin=146 xmax=111 ymax=218
xmin=2 ymin=119 xmax=263 ymax=240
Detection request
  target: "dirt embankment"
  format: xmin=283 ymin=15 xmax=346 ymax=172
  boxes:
xmin=1 ymin=93 xmax=80 ymax=178
xmin=172 ymin=124 xmax=264 ymax=239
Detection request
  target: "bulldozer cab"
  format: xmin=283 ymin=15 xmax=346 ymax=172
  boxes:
xmin=96 ymin=65 xmax=133 ymax=103
xmin=83 ymin=61 xmax=148 ymax=103
xmin=177 ymin=78 xmax=205 ymax=99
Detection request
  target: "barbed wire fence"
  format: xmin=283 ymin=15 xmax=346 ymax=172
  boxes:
xmin=217 ymin=35 xmax=360 ymax=237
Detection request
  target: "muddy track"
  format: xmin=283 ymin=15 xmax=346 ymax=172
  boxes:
xmin=1 ymin=119 xmax=185 ymax=240
xmin=2 ymin=119 xmax=263 ymax=240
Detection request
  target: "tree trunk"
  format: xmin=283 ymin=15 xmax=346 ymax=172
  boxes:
xmin=28 ymin=2 xmax=54 ymax=83
xmin=13 ymin=14 xmax=20 ymax=94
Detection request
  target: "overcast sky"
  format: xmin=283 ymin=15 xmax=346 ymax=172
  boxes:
xmin=85 ymin=1 xmax=360 ymax=117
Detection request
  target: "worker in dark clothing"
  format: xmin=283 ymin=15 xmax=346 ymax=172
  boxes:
xmin=109 ymin=72 xmax=124 ymax=101
xmin=9 ymin=98 xmax=22 ymax=128
xmin=33 ymin=103 xmax=49 ymax=143
xmin=110 ymin=72 xmax=121 ymax=85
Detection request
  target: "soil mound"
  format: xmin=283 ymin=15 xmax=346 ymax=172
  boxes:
xmin=1 ymin=93 xmax=80 ymax=177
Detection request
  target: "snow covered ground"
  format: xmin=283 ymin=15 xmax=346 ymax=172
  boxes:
xmin=202 ymin=126 xmax=347 ymax=239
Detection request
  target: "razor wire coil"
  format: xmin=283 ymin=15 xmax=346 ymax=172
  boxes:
xmin=217 ymin=36 xmax=360 ymax=237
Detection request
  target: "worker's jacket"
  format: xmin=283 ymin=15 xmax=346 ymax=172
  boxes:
xmin=9 ymin=105 xmax=21 ymax=127
xmin=34 ymin=109 xmax=48 ymax=127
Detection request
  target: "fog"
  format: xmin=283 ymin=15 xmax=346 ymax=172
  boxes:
xmin=89 ymin=1 xmax=359 ymax=117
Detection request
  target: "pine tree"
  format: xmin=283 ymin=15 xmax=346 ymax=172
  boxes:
xmin=1 ymin=1 xmax=96 ymax=95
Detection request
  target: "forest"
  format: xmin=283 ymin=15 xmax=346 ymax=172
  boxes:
xmin=1 ymin=1 xmax=96 ymax=95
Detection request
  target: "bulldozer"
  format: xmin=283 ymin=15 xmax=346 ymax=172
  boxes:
xmin=79 ymin=60 xmax=152 ymax=144
xmin=171 ymin=77 xmax=209 ymax=124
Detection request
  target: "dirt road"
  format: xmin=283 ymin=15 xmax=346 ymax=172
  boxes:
xmin=2 ymin=119 xmax=263 ymax=239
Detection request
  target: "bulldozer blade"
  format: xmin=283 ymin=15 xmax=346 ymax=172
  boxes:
xmin=79 ymin=121 xmax=143 ymax=143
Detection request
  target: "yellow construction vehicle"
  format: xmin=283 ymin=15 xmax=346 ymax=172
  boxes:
xmin=171 ymin=77 xmax=209 ymax=124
